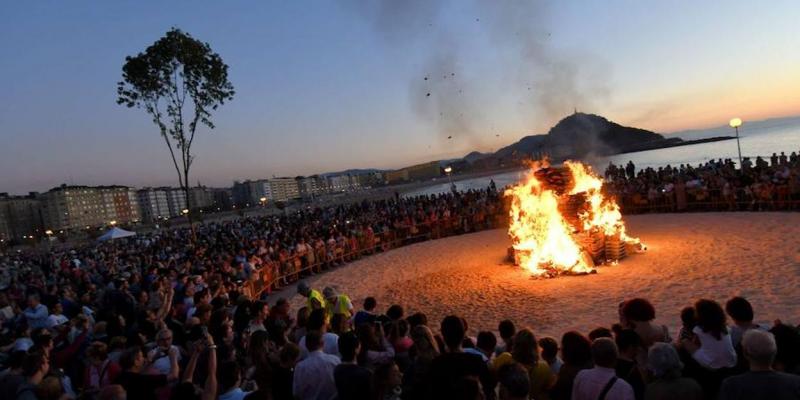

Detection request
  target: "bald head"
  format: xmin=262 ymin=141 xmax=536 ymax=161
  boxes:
xmin=742 ymin=330 xmax=776 ymax=368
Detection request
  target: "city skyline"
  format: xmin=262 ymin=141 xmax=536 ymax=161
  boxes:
xmin=2 ymin=1 xmax=800 ymax=194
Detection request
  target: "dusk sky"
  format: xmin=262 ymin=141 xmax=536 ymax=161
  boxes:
xmin=2 ymin=1 xmax=800 ymax=195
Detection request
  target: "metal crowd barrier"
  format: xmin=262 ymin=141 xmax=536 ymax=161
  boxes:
xmin=241 ymin=212 xmax=507 ymax=298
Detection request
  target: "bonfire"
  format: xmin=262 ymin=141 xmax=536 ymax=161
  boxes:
xmin=505 ymin=160 xmax=643 ymax=277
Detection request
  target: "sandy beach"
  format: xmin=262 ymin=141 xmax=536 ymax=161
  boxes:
xmin=275 ymin=212 xmax=800 ymax=339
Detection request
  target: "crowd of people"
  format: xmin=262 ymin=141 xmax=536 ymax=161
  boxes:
xmin=605 ymin=152 xmax=800 ymax=212
xmin=2 ymin=271 xmax=800 ymax=400
xmin=0 ymin=187 xmax=504 ymax=399
xmin=1 ymin=162 xmax=799 ymax=399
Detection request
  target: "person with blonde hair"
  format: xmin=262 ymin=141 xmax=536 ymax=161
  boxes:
xmin=493 ymin=328 xmax=555 ymax=399
xmin=402 ymin=325 xmax=440 ymax=399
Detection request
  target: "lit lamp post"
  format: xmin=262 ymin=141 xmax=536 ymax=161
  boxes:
xmin=444 ymin=166 xmax=455 ymax=193
xmin=182 ymin=208 xmax=189 ymax=216
xmin=259 ymin=197 xmax=267 ymax=207
xmin=109 ymin=220 xmax=117 ymax=227
xmin=729 ymin=117 xmax=743 ymax=166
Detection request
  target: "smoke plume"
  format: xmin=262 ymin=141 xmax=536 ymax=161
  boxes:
xmin=345 ymin=0 xmax=611 ymax=150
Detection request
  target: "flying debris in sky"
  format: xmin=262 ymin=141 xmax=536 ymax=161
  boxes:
xmin=447 ymin=135 xmax=453 ymax=139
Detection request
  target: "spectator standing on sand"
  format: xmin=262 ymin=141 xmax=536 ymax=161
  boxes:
xmin=297 ymin=281 xmax=326 ymax=313
xmin=356 ymin=322 xmax=395 ymax=370
xmin=614 ymin=329 xmax=645 ymax=399
xmin=427 ymin=315 xmax=495 ymax=399
xmin=334 ymin=331 xmax=373 ymax=400
xmin=681 ymin=299 xmax=737 ymax=370
xmin=539 ymin=336 xmax=563 ymax=375
xmin=402 ymin=325 xmax=440 ymax=399
xmin=353 ymin=297 xmax=378 ymax=327
xmin=572 ymin=338 xmax=635 ymax=400
xmin=493 ymin=328 xmax=555 ymax=399
xmin=719 ymin=330 xmax=800 ymax=400
xmin=619 ymin=299 xmax=671 ymax=368
xmin=496 ymin=319 xmax=516 ymax=356
xmin=498 ymin=362 xmax=531 ymax=400
xmin=298 ymin=309 xmax=339 ymax=359
xmin=643 ymin=343 xmax=702 ymax=400
xmin=293 ymin=330 xmax=340 ymax=400
xmin=323 ymin=286 xmax=354 ymax=320
xmin=725 ymin=296 xmax=767 ymax=349
xmin=550 ymin=331 xmax=593 ymax=400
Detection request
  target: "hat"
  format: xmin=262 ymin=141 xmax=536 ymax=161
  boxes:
xmin=297 ymin=281 xmax=310 ymax=294
xmin=323 ymin=287 xmax=336 ymax=299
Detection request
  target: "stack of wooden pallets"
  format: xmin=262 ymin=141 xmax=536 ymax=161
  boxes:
xmin=576 ymin=229 xmax=606 ymax=264
xmin=604 ymin=232 xmax=627 ymax=262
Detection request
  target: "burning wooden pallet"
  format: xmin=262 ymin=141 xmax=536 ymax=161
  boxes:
xmin=604 ymin=232 xmax=627 ymax=262
xmin=575 ymin=229 xmax=606 ymax=264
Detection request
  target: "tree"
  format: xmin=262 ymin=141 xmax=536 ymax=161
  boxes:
xmin=117 ymin=28 xmax=234 ymax=236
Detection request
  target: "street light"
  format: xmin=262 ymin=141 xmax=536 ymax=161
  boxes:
xmin=109 ymin=220 xmax=117 ymax=226
xmin=729 ymin=117 xmax=743 ymax=166
xmin=259 ymin=197 xmax=267 ymax=207
xmin=182 ymin=209 xmax=189 ymax=215
xmin=444 ymin=166 xmax=455 ymax=193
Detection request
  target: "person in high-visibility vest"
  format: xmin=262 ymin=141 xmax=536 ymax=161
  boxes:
xmin=323 ymin=286 xmax=354 ymax=320
xmin=297 ymin=281 xmax=326 ymax=312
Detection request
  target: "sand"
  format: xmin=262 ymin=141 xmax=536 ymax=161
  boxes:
xmin=274 ymin=213 xmax=800 ymax=339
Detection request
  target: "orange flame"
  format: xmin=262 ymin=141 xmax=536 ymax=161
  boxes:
xmin=506 ymin=160 xmax=640 ymax=277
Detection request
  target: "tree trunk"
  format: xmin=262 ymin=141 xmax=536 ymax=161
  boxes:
xmin=183 ymin=171 xmax=196 ymax=243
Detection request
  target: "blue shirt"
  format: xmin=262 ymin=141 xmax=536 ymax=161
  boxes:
xmin=24 ymin=304 xmax=49 ymax=329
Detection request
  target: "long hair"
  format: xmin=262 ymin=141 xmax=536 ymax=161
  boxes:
xmin=694 ymin=299 xmax=728 ymax=340
xmin=561 ymin=331 xmax=592 ymax=367
xmin=512 ymin=328 xmax=539 ymax=366
xmin=410 ymin=325 xmax=440 ymax=361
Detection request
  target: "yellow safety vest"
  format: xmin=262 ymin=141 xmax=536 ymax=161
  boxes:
xmin=325 ymin=294 xmax=352 ymax=319
xmin=307 ymin=289 xmax=326 ymax=311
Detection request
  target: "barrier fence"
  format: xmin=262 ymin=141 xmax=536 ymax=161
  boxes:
xmin=241 ymin=189 xmax=799 ymax=298
xmin=618 ymin=187 xmax=800 ymax=214
xmin=241 ymin=212 xmax=508 ymax=298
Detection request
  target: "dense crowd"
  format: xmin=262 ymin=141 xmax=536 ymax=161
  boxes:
xmin=3 ymin=270 xmax=800 ymax=400
xmin=0 ymin=187 xmax=504 ymax=399
xmin=605 ymin=152 xmax=800 ymax=212
xmin=2 ymin=168 xmax=800 ymax=399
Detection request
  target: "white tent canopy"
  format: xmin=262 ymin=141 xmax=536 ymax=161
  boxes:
xmin=97 ymin=227 xmax=136 ymax=241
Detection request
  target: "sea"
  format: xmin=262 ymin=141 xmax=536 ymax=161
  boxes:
xmin=405 ymin=117 xmax=800 ymax=197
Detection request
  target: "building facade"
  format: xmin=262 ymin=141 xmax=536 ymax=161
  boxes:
xmin=326 ymin=174 xmax=360 ymax=192
xmin=165 ymin=187 xmax=187 ymax=217
xmin=0 ymin=193 xmax=44 ymax=240
xmin=137 ymin=188 xmax=171 ymax=222
xmin=268 ymin=178 xmax=300 ymax=202
xmin=296 ymin=176 xmax=328 ymax=199
xmin=41 ymin=185 xmax=139 ymax=231
xmin=189 ymin=186 xmax=214 ymax=210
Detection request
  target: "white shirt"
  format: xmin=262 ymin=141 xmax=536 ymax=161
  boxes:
xmin=692 ymin=326 xmax=737 ymax=369
xmin=47 ymin=313 xmax=69 ymax=328
xmin=147 ymin=345 xmax=181 ymax=374
xmin=572 ymin=366 xmax=635 ymax=400
xmin=292 ymin=350 xmax=340 ymax=400
xmin=299 ymin=332 xmax=340 ymax=360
